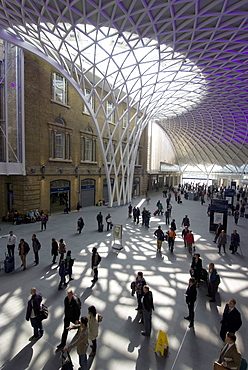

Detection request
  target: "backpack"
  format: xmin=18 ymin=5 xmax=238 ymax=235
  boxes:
xmin=97 ymin=254 xmax=101 ymax=264
xmin=39 ymin=304 xmax=49 ymax=320
xmin=215 ymin=274 xmax=220 ymax=286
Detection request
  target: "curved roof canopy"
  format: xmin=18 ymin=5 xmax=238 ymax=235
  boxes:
xmin=0 ymin=0 xmax=248 ymax=169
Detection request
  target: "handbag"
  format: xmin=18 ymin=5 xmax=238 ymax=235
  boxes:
xmin=39 ymin=304 xmax=49 ymax=320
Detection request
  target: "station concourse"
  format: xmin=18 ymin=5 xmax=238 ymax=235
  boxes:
xmin=0 ymin=192 xmax=247 ymax=370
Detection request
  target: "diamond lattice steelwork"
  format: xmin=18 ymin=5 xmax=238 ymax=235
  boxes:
xmin=0 ymin=0 xmax=248 ymax=202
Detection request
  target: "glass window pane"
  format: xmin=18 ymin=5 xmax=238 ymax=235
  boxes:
xmin=55 ymin=131 xmax=65 ymax=159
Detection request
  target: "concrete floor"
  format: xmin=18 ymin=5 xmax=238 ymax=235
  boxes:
xmin=0 ymin=191 xmax=247 ymax=370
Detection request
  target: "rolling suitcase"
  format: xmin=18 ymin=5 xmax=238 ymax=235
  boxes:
xmin=154 ymin=210 xmax=159 ymax=216
xmin=4 ymin=254 xmax=15 ymax=273
xmin=99 ymin=224 xmax=103 ymax=232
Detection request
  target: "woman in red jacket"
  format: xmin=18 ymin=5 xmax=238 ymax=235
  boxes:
xmin=185 ymin=230 xmax=194 ymax=254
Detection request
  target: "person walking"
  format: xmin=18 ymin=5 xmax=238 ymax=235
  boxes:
xmin=233 ymin=209 xmax=239 ymax=225
xmin=87 ymin=305 xmax=99 ymax=357
xmin=182 ymin=215 xmax=190 ymax=227
xmin=182 ymin=226 xmax=189 ymax=248
xmin=0 ymin=231 xmax=17 ymax=256
xmin=31 ymin=234 xmax=41 ymax=266
xmin=96 ymin=212 xmax=103 ymax=232
xmin=213 ymin=222 xmax=222 ymax=243
xmin=141 ymin=285 xmax=154 ymax=336
xmin=51 ymin=238 xmax=59 ymax=264
xmin=40 ymin=213 xmax=48 ymax=231
xmin=91 ymin=247 xmax=101 ymax=283
xmin=65 ymin=250 xmax=75 ymax=281
xmin=185 ymin=230 xmax=195 ymax=254
xmin=154 ymin=226 xmax=165 ymax=252
xmin=165 ymin=209 xmax=170 ymax=225
xmin=230 ymin=230 xmax=240 ymax=254
xmin=190 ymin=253 xmax=203 ymax=287
xmin=170 ymin=219 xmax=176 ymax=231
xmin=58 ymin=238 xmax=66 ymax=265
xmin=128 ymin=204 xmax=132 ymax=218
xmin=58 ymin=260 xmax=67 ymax=290
xmin=26 ymin=287 xmax=43 ymax=340
xmin=220 ymin=299 xmax=242 ymax=342
xmin=133 ymin=271 xmax=146 ymax=311
xmin=63 ymin=316 xmax=88 ymax=370
xmin=217 ymin=230 xmax=227 ymax=253
xmin=18 ymin=238 xmax=30 ymax=270
xmin=207 ymin=262 xmax=218 ymax=302
xmin=133 ymin=207 xmax=137 ymax=223
xmin=184 ymin=277 xmax=197 ymax=328
xmin=77 ymin=216 xmax=85 ymax=234
xmin=57 ymin=290 xmax=81 ymax=349
xmin=105 ymin=213 xmax=113 ymax=231
xmin=136 ymin=207 xmax=140 ymax=224
xmin=214 ymin=332 xmax=241 ymax=370
xmin=167 ymin=228 xmax=176 ymax=252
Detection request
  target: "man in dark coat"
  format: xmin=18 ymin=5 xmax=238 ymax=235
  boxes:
xmin=57 ymin=290 xmax=81 ymax=349
xmin=184 ymin=277 xmax=197 ymax=328
xmin=96 ymin=212 xmax=103 ymax=231
xmin=77 ymin=216 xmax=84 ymax=234
xmin=32 ymin=234 xmax=41 ymax=265
xmin=220 ymin=299 xmax=242 ymax=342
xmin=26 ymin=287 xmax=43 ymax=340
xmin=141 ymin=285 xmax=154 ymax=336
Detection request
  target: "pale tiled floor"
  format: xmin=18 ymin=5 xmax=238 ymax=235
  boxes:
xmin=0 ymin=191 xmax=247 ymax=370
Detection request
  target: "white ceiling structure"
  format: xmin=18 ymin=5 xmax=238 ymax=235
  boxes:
xmin=0 ymin=0 xmax=248 ymax=178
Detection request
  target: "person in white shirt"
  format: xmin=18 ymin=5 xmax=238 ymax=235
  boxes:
xmin=0 ymin=231 xmax=17 ymax=256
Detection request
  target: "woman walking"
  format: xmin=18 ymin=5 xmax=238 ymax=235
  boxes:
xmin=88 ymin=306 xmax=99 ymax=357
xmin=58 ymin=238 xmax=66 ymax=265
xmin=51 ymin=238 xmax=59 ymax=264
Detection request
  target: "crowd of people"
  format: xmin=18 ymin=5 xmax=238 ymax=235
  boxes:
xmin=1 ymin=184 xmax=247 ymax=369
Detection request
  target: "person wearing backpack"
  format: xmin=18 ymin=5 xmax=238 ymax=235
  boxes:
xmin=77 ymin=216 xmax=85 ymax=234
xmin=91 ymin=247 xmax=101 ymax=283
xmin=31 ymin=234 xmax=41 ymax=266
xmin=26 ymin=287 xmax=43 ymax=340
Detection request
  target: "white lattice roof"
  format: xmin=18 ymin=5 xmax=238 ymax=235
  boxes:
xmin=0 ymin=0 xmax=248 ymax=168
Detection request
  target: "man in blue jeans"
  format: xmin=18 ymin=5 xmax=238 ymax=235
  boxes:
xmin=141 ymin=285 xmax=154 ymax=336
xmin=26 ymin=287 xmax=43 ymax=340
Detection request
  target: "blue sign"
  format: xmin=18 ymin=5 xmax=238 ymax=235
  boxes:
xmin=224 ymin=189 xmax=235 ymax=197
xmin=50 ymin=186 xmax=70 ymax=194
xmin=210 ymin=199 xmax=228 ymax=211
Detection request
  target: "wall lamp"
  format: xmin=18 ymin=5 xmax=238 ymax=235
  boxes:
xmin=75 ymin=166 xmax=79 ymax=178
xmin=41 ymin=165 xmax=45 ymax=174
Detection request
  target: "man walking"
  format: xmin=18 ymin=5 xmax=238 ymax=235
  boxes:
xmin=182 ymin=215 xmax=190 ymax=227
xmin=57 ymin=290 xmax=81 ymax=349
xmin=184 ymin=277 xmax=197 ymax=328
xmin=220 ymin=299 xmax=242 ymax=342
xmin=154 ymin=226 xmax=164 ymax=252
xmin=165 ymin=209 xmax=170 ymax=225
xmin=91 ymin=247 xmax=101 ymax=283
xmin=77 ymin=216 xmax=85 ymax=234
xmin=32 ymin=234 xmax=41 ymax=265
xmin=26 ymin=287 xmax=43 ymax=340
xmin=0 ymin=231 xmax=17 ymax=256
xmin=141 ymin=285 xmax=154 ymax=336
